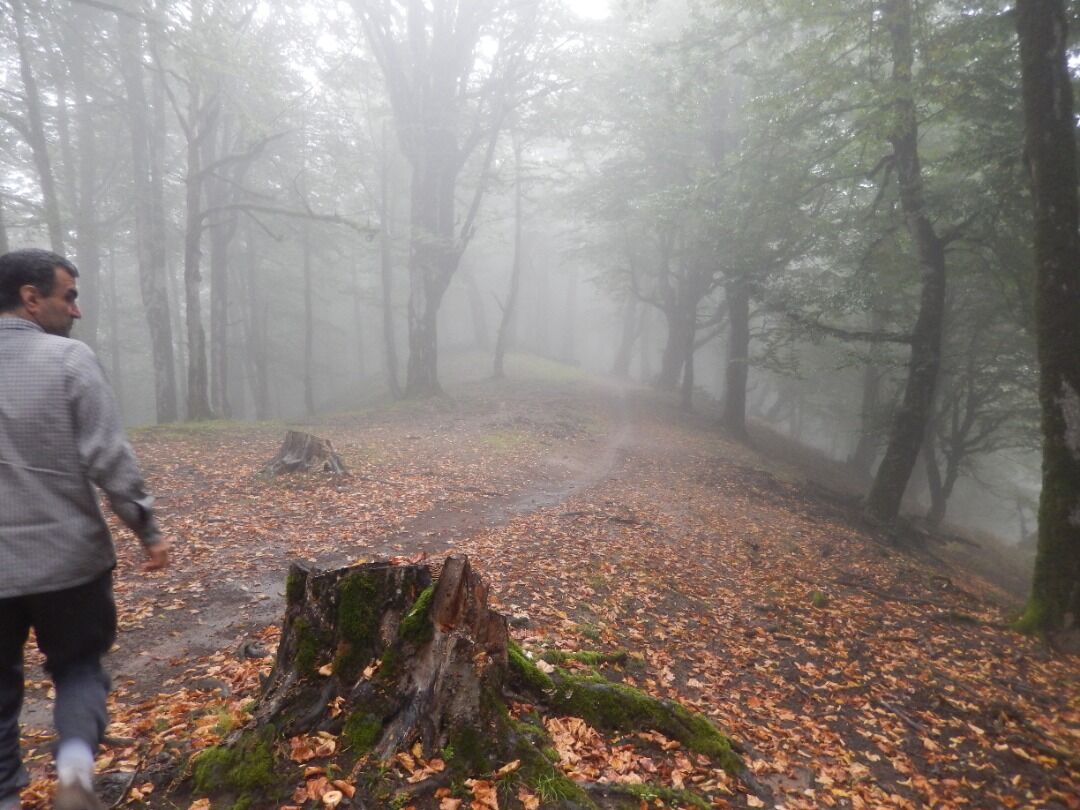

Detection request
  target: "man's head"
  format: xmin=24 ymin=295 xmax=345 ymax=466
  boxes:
xmin=0 ymin=248 xmax=81 ymax=337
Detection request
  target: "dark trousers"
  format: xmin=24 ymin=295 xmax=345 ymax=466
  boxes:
xmin=0 ymin=571 xmax=116 ymax=802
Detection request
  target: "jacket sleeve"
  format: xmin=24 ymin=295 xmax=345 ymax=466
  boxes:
xmin=66 ymin=341 xmax=163 ymax=548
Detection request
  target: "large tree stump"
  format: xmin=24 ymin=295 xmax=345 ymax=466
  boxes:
xmin=191 ymin=556 xmax=752 ymax=809
xmin=262 ymin=430 xmax=348 ymax=476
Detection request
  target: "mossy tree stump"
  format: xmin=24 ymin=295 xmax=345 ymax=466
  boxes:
xmin=262 ymin=430 xmax=348 ymax=476
xmin=193 ymin=556 xmax=754 ymax=808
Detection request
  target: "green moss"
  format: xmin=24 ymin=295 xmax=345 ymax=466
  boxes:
xmin=810 ymin=590 xmax=829 ymax=609
xmin=399 ymin=585 xmax=435 ymax=645
xmin=293 ymin=618 xmax=320 ymax=677
xmin=447 ymin=726 xmax=496 ymax=774
xmin=192 ymin=731 xmax=279 ymax=797
xmin=508 ymin=641 xmax=554 ymax=693
xmin=285 ymin=570 xmax=306 ymax=606
xmin=553 ymin=679 xmax=742 ymax=774
xmin=343 ymin=712 xmax=383 ymax=754
xmin=540 ymin=650 xmax=628 ymax=668
xmin=334 ymin=571 xmax=383 ymax=679
xmin=229 ymin=797 xmax=253 ymax=810
xmin=522 ymin=758 xmax=594 ymax=808
xmin=610 ymin=783 xmax=711 ymax=809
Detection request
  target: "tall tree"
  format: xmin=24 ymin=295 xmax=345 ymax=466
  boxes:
xmin=355 ymin=0 xmax=543 ymax=396
xmin=1016 ymin=0 xmax=1080 ymax=631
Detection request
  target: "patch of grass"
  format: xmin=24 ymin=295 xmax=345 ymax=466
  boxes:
xmin=575 ymin=622 xmax=603 ymax=642
xmin=612 ymin=783 xmax=711 ymax=809
xmin=133 ymin=419 xmax=283 ymax=439
xmin=480 ymin=430 xmax=531 ymax=452
xmin=810 ymin=590 xmax=829 ymax=609
xmin=504 ymin=353 xmax=588 ymax=384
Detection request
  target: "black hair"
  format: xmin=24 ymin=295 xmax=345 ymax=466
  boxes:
xmin=0 ymin=248 xmax=79 ymax=313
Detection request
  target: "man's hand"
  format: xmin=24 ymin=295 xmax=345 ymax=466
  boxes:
xmin=141 ymin=539 xmax=170 ymax=572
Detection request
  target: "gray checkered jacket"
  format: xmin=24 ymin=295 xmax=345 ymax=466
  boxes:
xmin=0 ymin=317 xmax=161 ymax=597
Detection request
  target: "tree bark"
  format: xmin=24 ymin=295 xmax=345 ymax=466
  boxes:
xmin=493 ymin=137 xmax=525 ymax=379
xmin=10 ymin=0 xmax=64 ymax=252
xmin=1017 ymin=0 xmax=1080 ymax=631
xmin=302 ymin=223 xmax=316 ymax=416
xmin=242 ymin=224 xmax=270 ymax=420
xmin=721 ymin=275 xmax=750 ymax=437
xmin=182 ymin=81 xmax=214 ymax=421
xmin=379 ymin=124 xmax=403 ymax=399
xmin=68 ymin=12 xmax=102 ymax=350
xmin=263 ymin=432 xmax=347 ymax=477
xmin=612 ymin=296 xmax=639 ymax=379
xmin=865 ymin=0 xmax=947 ymax=524
xmin=116 ymin=5 xmax=178 ymax=423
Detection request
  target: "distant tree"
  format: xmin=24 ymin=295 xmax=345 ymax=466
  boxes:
xmin=355 ymin=0 xmax=547 ymax=397
xmin=1016 ymin=0 xmax=1080 ymax=632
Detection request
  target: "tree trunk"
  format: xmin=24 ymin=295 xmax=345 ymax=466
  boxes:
xmin=256 ymin=557 xmax=505 ymax=754
xmin=352 ymin=260 xmax=366 ymax=381
xmin=379 ymin=125 xmax=403 ymax=399
xmin=1017 ymin=0 xmax=1080 ymax=631
xmin=612 ymin=297 xmax=639 ymax=379
xmin=105 ymin=249 xmax=124 ymax=408
xmin=242 ymin=224 xmax=270 ymax=420
xmin=849 ymin=316 xmax=885 ymax=477
xmin=0 ymin=199 xmax=9 ymax=255
xmin=10 ymin=0 xmax=64 ymax=252
xmin=865 ymin=0 xmax=947 ymax=524
xmin=721 ymin=275 xmax=750 ymax=437
xmin=302 ymin=224 xmax=316 ymax=415
xmin=923 ymin=434 xmax=946 ymax=527
xmin=559 ymin=265 xmax=578 ymax=365
xmin=183 ymin=84 xmax=214 ymax=421
xmin=493 ymin=137 xmax=525 ymax=379
xmin=205 ymin=119 xmax=233 ymax=420
xmin=68 ymin=15 xmax=101 ymax=351
xmin=679 ymin=313 xmax=696 ymax=411
xmin=117 ymin=6 xmax=178 ymax=423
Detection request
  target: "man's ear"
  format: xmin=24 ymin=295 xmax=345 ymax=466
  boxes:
xmin=19 ymin=283 xmax=41 ymax=311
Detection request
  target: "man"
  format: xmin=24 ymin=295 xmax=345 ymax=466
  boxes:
xmin=0 ymin=249 xmax=169 ymax=810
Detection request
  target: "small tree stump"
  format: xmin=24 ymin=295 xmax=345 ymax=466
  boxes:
xmin=262 ymin=430 xmax=347 ymax=476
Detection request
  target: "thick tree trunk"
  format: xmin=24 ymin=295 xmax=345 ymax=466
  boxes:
xmin=117 ymin=7 xmax=178 ymax=423
xmin=865 ymin=0 xmax=947 ymax=523
xmin=10 ymin=0 xmax=64 ymax=252
xmin=493 ymin=138 xmax=525 ymax=379
xmin=1017 ymin=0 xmax=1080 ymax=631
xmin=721 ymin=276 xmax=750 ymax=437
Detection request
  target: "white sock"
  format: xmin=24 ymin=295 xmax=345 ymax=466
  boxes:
xmin=56 ymin=739 xmax=94 ymax=790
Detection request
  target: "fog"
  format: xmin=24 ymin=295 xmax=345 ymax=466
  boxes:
xmin=0 ymin=0 xmax=1060 ymax=552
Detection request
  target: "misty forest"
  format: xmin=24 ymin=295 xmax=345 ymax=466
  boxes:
xmin=2 ymin=0 xmax=1079 ymax=807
